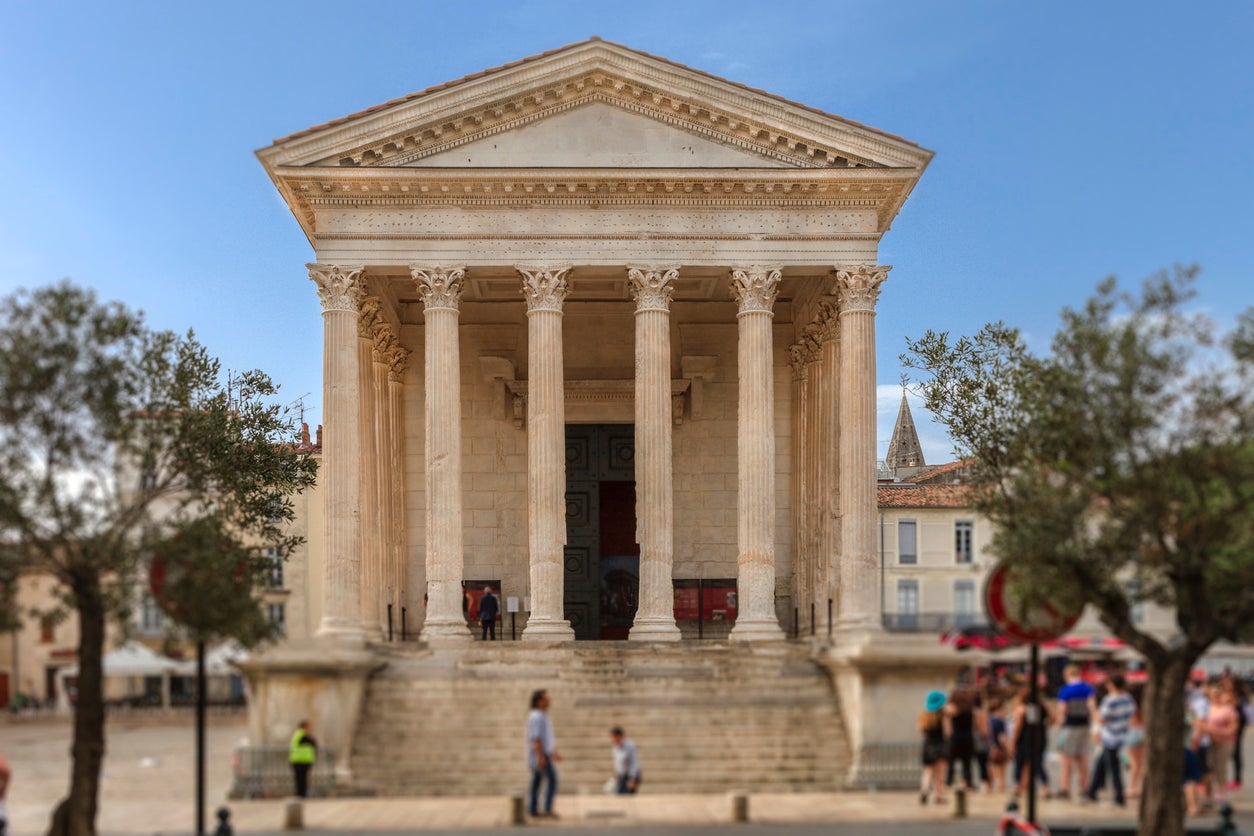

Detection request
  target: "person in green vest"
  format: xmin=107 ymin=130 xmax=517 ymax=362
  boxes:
xmin=289 ymin=720 xmax=317 ymax=798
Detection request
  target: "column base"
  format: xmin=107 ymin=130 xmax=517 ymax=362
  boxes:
xmin=419 ymin=619 xmax=473 ymax=647
xmin=521 ymin=619 xmax=575 ymax=643
xmin=316 ymin=616 xmax=369 ymax=643
xmin=628 ymin=617 xmax=681 ymax=642
xmin=728 ymin=618 xmax=786 ymax=642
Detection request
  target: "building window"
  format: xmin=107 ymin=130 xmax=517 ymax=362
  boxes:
xmin=264 ymin=547 xmax=284 ymax=590
xmin=955 ymin=520 xmax=974 ymax=564
xmin=896 ymin=580 xmax=919 ymax=629
xmin=40 ymin=615 xmax=56 ymax=644
xmin=954 ymin=580 xmax=977 ymax=627
xmin=267 ymin=603 xmax=286 ymax=636
xmin=140 ymin=593 xmax=164 ymax=635
xmin=898 ymin=520 xmax=918 ymax=565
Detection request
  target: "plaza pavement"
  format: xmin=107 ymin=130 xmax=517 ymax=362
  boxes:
xmin=3 ymin=715 xmax=1251 ymax=835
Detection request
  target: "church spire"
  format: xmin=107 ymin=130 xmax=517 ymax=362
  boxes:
xmin=885 ymin=390 xmax=925 ymax=473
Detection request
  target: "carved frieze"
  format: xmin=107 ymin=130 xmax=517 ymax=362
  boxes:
xmin=834 ymin=265 xmax=891 ymax=312
xmin=307 ymin=264 xmax=365 ymax=313
xmin=518 ymin=266 xmax=572 ymax=313
xmin=411 ymin=266 xmax=465 ymax=311
xmin=728 ymin=267 xmax=781 ymax=315
xmin=627 ymin=266 xmax=679 ymax=312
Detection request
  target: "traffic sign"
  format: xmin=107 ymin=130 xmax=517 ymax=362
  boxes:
xmin=984 ymin=562 xmax=1081 ymax=643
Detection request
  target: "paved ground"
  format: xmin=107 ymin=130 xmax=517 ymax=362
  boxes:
xmin=2 ymin=715 xmax=1251 ymax=835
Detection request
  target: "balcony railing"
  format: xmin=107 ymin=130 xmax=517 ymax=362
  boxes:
xmin=881 ymin=612 xmax=985 ymax=633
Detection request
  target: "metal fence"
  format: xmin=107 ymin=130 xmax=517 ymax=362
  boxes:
xmin=881 ymin=612 xmax=986 ymax=633
xmin=850 ymin=742 xmax=922 ymax=789
xmin=229 ymin=744 xmax=338 ymax=799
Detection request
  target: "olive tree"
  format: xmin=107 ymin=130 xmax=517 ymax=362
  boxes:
xmin=0 ymin=281 xmax=317 ymax=836
xmin=904 ymin=267 xmax=1254 ymax=836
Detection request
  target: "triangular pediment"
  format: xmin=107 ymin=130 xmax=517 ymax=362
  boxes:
xmin=261 ymin=39 xmax=933 ymax=173
xmin=405 ymin=101 xmax=792 ymax=168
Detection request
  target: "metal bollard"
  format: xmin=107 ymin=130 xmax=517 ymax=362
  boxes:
xmin=951 ymin=787 xmax=967 ymax=818
xmin=510 ymin=792 xmax=527 ymax=826
xmin=1218 ymin=802 xmax=1240 ymax=836
xmin=729 ymin=791 xmax=749 ymax=823
xmin=283 ymin=799 xmax=304 ymax=830
xmin=213 ymin=806 xmax=234 ymax=836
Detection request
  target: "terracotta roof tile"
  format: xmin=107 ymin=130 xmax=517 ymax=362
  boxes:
xmin=271 ymin=37 xmax=921 ymax=150
xmin=877 ymin=483 xmax=975 ymax=509
xmin=912 ymin=459 xmax=975 ymax=485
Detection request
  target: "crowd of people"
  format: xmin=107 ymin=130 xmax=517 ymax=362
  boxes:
xmin=918 ymin=664 xmax=1251 ymax=813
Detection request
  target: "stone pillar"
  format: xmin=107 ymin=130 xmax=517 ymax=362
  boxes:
xmin=728 ymin=267 xmax=785 ymax=642
xmin=520 ymin=267 xmax=575 ymax=642
xmin=627 ymin=266 xmax=682 ymax=641
xmin=385 ymin=342 xmax=410 ymax=634
xmin=412 ymin=266 xmax=472 ymax=645
xmin=835 ymin=265 xmax=890 ymax=628
xmin=308 ymin=263 xmax=366 ymax=640
xmin=371 ymin=325 xmax=396 ymax=635
xmin=357 ymin=298 xmax=383 ymax=638
xmin=787 ymin=342 xmax=808 ymax=634
xmin=816 ymin=302 xmax=841 ymax=631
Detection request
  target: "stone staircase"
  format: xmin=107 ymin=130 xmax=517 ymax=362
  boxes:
xmin=349 ymin=641 xmax=851 ymax=797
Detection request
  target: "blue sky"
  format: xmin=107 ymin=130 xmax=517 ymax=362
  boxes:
xmin=2 ymin=1 xmax=1250 ymax=463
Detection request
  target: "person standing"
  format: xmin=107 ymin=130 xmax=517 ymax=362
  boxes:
xmin=526 ymin=690 xmax=561 ymax=818
xmin=945 ymin=689 xmax=978 ymax=791
xmin=479 ymin=586 xmax=500 ymax=641
xmin=1055 ymin=664 xmax=1096 ymax=799
xmin=0 ymin=747 xmax=11 ymax=836
xmin=919 ymin=690 xmax=949 ymax=805
xmin=610 ymin=727 xmax=641 ymax=794
xmin=1085 ymin=673 xmax=1136 ymax=806
xmin=1206 ymin=685 xmax=1240 ymax=801
xmin=289 ymin=720 xmax=317 ymax=798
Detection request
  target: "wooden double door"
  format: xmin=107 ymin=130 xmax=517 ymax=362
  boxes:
xmin=564 ymin=424 xmax=639 ymax=640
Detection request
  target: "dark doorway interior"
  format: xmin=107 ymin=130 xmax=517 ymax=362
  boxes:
xmin=564 ymin=424 xmax=638 ymax=639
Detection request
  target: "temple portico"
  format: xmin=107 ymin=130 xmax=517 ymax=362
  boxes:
xmin=247 ymin=38 xmax=948 ymax=791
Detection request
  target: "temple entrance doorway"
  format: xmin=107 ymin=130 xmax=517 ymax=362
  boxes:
xmin=564 ymin=424 xmax=639 ymax=640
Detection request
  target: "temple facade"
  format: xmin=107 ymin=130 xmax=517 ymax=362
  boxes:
xmin=258 ymin=39 xmax=932 ymax=647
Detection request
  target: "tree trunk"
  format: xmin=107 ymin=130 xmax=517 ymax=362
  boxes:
xmin=47 ymin=572 xmax=106 ymax=836
xmin=1136 ymin=652 xmax=1194 ymax=836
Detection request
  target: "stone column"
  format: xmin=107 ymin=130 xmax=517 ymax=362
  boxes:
xmin=728 ymin=267 xmax=785 ymax=642
xmin=787 ymin=340 xmax=809 ymax=635
xmin=412 ymin=266 xmax=472 ymax=645
xmin=372 ymin=325 xmax=397 ymax=635
xmin=816 ymin=302 xmax=841 ymax=632
xmin=627 ymin=266 xmax=682 ymax=641
xmin=385 ymin=342 xmax=411 ymax=633
xmin=836 ymin=265 xmax=890 ymax=629
xmin=520 ymin=266 xmax=575 ymax=642
xmin=308 ymin=263 xmax=366 ymax=640
xmin=357 ymin=298 xmax=383 ymax=638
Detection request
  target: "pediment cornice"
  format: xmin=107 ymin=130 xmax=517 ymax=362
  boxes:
xmin=259 ymin=41 xmax=933 ymax=173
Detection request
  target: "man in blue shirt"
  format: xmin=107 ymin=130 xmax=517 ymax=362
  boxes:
xmin=1055 ymin=663 xmax=1096 ymax=799
xmin=526 ymin=690 xmax=561 ymax=818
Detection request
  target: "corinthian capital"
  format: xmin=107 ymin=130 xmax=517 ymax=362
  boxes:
xmin=371 ymin=323 xmax=397 ymax=364
xmin=834 ymin=265 xmax=891 ymax=312
xmin=729 ymin=267 xmax=781 ymax=315
xmin=627 ymin=266 xmax=679 ymax=312
xmin=308 ymin=264 xmax=365 ymax=313
xmin=358 ymin=296 xmax=383 ymax=334
xmin=519 ymin=266 xmax=572 ymax=313
xmin=386 ymin=343 xmax=410 ymax=381
xmin=787 ymin=344 xmax=810 ymax=381
xmin=411 ymin=266 xmax=465 ymax=311
xmin=815 ymin=300 xmax=841 ymax=343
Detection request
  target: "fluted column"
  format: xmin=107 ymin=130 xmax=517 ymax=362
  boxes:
xmin=385 ymin=343 xmax=410 ymax=632
xmin=816 ymin=302 xmax=841 ymax=632
xmin=412 ymin=266 xmax=472 ymax=645
xmin=371 ymin=325 xmax=396 ymax=635
xmin=357 ymin=298 xmax=383 ymax=638
xmin=627 ymin=266 xmax=682 ymax=641
xmin=520 ymin=266 xmax=575 ymax=642
xmin=787 ymin=341 xmax=810 ymax=634
xmin=308 ymin=263 xmax=366 ymax=640
xmin=802 ymin=330 xmax=823 ymax=632
xmin=836 ymin=265 xmax=890 ymax=628
xmin=728 ymin=267 xmax=785 ymax=642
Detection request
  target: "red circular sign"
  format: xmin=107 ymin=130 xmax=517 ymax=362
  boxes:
xmin=984 ymin=563 xmax=1081 ymax=643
